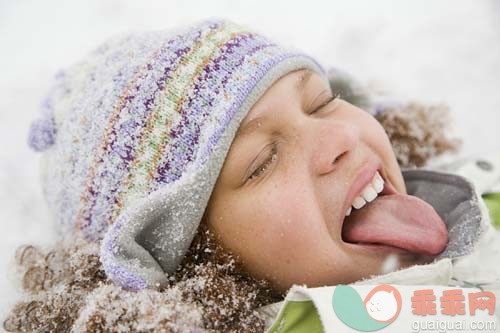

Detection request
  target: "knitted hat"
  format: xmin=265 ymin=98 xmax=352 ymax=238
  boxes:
xmin=27 ymin=19 xmax=327 ymax=291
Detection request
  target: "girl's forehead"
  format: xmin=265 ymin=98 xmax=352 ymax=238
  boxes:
xmin=235 ymin=69 xmax=329 ymax=141
xmin=242 ymin=70 xmax=320 ymax=122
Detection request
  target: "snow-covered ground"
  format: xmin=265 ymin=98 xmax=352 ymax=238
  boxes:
xmin=1 ymin=0 xmax=499 ymax=319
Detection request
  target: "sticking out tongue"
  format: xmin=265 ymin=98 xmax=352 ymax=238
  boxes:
xmin=342 ymin=194 xmax=448 ymax=256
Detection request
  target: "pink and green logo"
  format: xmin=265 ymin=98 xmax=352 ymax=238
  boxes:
xmin=332 ymin=285 xmax=402 ymax=331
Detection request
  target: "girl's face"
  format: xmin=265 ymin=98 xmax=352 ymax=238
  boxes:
xmin=205 ymin=69 xmax=423 ymax=293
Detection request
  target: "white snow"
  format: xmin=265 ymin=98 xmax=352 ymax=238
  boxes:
xmin=1 ymin=0 xmax=500 ymax=319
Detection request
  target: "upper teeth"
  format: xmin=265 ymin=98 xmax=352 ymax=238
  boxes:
xmin=345 ymin=171 xmax=384 ymax=216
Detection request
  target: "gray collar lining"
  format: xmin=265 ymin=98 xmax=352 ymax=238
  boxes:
xmin=401 ymin=169 xmax=483 ymax=259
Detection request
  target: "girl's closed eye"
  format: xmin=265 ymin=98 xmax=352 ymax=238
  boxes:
xmin=245 ymin=93 xmax=339 ymax=182
xmin=247 ymin=142 xmax=278 ymax=182
xmin=308 ymin=92 xmax=340 ymax=115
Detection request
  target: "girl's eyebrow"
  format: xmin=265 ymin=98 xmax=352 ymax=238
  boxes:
xmin=235 ymin=70 xmax=312 ymax=139
xmin=235 ymin=115 xmax=268 ymax=139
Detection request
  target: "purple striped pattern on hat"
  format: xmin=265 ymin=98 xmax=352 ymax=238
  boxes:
xmin=29 ymin=19 xmax=326 ymax=289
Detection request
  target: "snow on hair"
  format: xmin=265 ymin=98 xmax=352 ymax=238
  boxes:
xmin=3 ymin=223 xmax=281 ymax=332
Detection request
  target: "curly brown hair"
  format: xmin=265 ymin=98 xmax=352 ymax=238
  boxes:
xmin=374 ymin=101 xmax=461 ymax=168
xmin=3 ymin=219 xmax=283 ymax=333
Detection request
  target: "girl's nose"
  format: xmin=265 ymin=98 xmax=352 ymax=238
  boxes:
xmin=310 ymin=120 xmax=360 ymax=176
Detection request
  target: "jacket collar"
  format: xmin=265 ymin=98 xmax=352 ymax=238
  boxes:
xmin=401 ymin=169 xmax=484 ymax=259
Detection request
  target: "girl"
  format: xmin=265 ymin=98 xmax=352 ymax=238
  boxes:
xmin=4 ymin=19 xmax=500 ymax=332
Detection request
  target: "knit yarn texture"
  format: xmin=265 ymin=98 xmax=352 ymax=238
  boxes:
xmin=28 ymin=19 xmax=325 ymax=290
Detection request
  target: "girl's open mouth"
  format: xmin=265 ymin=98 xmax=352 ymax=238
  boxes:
xmin=340 ymin=168 xmax=449 ymax=257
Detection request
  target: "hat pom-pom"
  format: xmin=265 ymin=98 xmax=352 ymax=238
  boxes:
xmin=27 ymin=114 xmax=56 ymax=152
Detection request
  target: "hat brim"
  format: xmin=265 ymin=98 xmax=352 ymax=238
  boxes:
xmin=100 ymin=55 xmax=327 ymax=291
